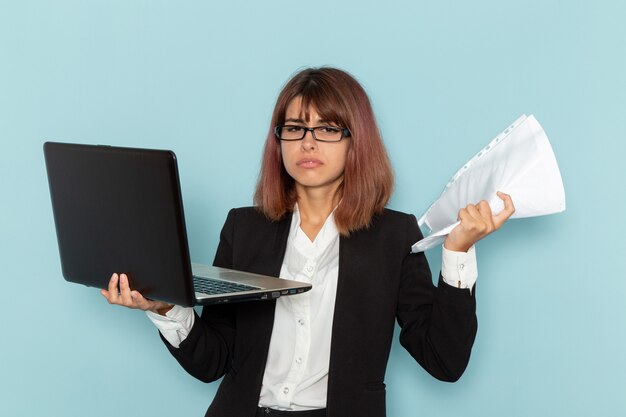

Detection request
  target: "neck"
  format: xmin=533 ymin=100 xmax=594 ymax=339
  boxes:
xmin=295 ymin=180 xmax=342 ymax=240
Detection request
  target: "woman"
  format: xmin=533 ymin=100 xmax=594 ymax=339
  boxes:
xmin=102 ymin=67 xmax=514 ymax=417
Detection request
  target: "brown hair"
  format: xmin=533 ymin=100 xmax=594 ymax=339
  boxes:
xmin=254 ymin=67 xmax=394 ymax=235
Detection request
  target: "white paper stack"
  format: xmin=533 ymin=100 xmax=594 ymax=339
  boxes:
xmin=411 ymin=114 xmax=566 ymax=253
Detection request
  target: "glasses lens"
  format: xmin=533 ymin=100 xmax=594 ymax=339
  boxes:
xmin=277 ymin=125 xmax=345 ymax=141
xmin=314 ymin=126 xmax=343 ymax=142
xmin=279 ymin=125 xmax=305 ymax=140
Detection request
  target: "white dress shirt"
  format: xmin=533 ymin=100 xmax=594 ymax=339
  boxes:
xmin=146 ymin=207 xmax=477 ymax=410
xmin=257 ymin=205 xmax=339 ymax=410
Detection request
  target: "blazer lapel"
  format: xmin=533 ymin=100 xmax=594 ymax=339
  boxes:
xmin=326 ymin=233 xmax=360 ymax=412
xmin=236 ymin=212 xmax=294 ymax=407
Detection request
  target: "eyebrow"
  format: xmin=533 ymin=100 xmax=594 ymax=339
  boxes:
xmin=284 ymin=117 xmax=336 ymax=125
xmin=285 ymin=117 xmax=305 ymax=123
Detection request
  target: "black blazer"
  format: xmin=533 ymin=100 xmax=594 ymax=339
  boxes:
xmin=162 ymin=207 xmax=477 ymax=417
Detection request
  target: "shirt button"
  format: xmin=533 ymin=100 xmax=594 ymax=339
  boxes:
xmin=283 ymin=387 xmax=290 ymax=394
xmin=459 ymin=263 xmax=465 ymax=271
xmin=295 ymin=357 xmax=302 ymax=364
xmin=298 ymin=319 xmax=305 ymax=326
xmin=305 ymin=265 xmax=314 ymax=273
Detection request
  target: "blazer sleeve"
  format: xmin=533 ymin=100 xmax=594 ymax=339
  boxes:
xmin=395 ymin=214 xmax=478 ymax=382
xmin=160 ymin=209 xmax=238 ymax=383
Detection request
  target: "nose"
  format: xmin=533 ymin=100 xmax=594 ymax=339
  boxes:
xmin=300 ymin=129 xmax=317 ymax=151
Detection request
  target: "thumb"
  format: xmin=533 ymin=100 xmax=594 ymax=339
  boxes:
xmin=492 ymin=191 xmax=515 ymax=228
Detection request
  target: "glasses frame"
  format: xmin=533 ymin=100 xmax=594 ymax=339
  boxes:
xmin=274 ymin=124 xmax=351 ymax=143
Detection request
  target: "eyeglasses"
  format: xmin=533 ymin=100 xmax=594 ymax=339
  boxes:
xmin=274 ymin=125 xmax=351 ymax=142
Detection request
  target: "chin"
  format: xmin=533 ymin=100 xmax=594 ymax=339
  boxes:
xmin=295 ymin=176 xmax=344 ymax=191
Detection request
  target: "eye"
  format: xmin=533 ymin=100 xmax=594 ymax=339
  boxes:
xmin=286 ymin=125 xmax=304 ymax=133
xmin=320 ymin=126 xmax=341 ymax=133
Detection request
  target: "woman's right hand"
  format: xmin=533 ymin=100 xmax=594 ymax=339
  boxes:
xmin=101 ymin=273 xmax=174 ymax=315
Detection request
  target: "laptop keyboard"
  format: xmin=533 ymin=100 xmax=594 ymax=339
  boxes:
xmin=193 ymin=276 xmax=261 ymax=295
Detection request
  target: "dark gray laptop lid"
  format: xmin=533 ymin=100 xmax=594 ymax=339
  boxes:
xmin=44 ymin=142 xmax=196 ymax=306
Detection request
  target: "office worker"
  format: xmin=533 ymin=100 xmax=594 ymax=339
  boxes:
xmin=102 ymin=67 xmax=515 ymax=417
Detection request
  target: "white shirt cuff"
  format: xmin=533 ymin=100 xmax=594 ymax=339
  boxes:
xmin=441 ymin=244 xmax=478 ymax=292
xmin=145 ymin=305 xmax=195 ymax=348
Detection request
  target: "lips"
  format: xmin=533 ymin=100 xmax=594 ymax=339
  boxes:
xmin=296 ymin=158 xmax=323 ymax=168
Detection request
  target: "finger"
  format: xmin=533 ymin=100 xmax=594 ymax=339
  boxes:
xmin=130 ymin=290 xmax=152 ymax=310
xmin=457 ymin=207 xmax=481 ymax=232
xmin=497 ymin=191 xmax=515 ymax=212
xmin=119 ymin=273 xmax=134 ymax=305
xmin=465 ymin=204 xmax=488 ymax=231
xmin=457 ymin=207 xmax=470 ymax=223
xmin=457 ymin=205 xmax=478 ymax=223
xmin=107 ymin=273 xmax=120 ymax=304
xmin=476 ymin=200 xmax=493 ymax=221
xmin=465 ymin=204 xmax=482 ymax=221
xmin=468 ymin=204 xmax=493 ymax=235
xmin=493 ymin=191 xmax=516 ymax=228
xmin=476 ymin=200 xmax=496 ymax=232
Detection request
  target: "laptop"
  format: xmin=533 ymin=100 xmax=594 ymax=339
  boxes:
xmin=43 ymin=141 xmax=312 ymax=307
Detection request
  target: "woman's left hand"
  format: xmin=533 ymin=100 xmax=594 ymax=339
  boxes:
xmin=443 ymin=191 xmax=515 ymax=252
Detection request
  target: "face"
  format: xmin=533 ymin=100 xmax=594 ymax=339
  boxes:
xmin=280 ymin=97 xmax=350 ymax=196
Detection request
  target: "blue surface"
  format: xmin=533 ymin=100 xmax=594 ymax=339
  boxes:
xmin=1 ymin=1 xmax=624 ymax=415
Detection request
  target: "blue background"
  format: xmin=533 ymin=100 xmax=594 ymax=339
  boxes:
xmin=1 ymin=1 xmax=624 ymax=416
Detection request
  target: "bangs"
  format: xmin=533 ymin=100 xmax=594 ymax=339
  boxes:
xmin=284 ymin=76 xmax=351 ymax=128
